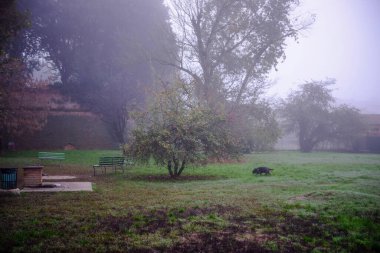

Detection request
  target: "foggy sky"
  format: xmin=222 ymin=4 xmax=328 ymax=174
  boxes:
xmin=163 ymin=0 xmax=380 ymax=113
xmin=268 ymin=0 xmax=380 ymax=114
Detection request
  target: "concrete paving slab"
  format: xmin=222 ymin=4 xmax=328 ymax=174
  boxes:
xmin=42 ymin=176 xmax=77 ymax=180
xmin=21 ymin=182 xmax=92 ymax=192
xmin=0 ymin=188 xmax=21 ymax=196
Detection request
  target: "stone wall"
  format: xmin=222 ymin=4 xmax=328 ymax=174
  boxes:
xmin=10 ymin=88 xmax=119 ymax=150
xmin=15 ymin=114 xmax=118 ymax=150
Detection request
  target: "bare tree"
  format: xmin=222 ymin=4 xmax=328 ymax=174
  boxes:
xmin=164 ymin=0 xmax=312 ymax=109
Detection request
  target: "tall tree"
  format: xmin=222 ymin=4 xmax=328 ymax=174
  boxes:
xmin=0 ymin=0 xmax=28 ymax=56
xmin=157 ymin=0 xmax=311 ymax=155
xmin=14 ymin=0 xmax=176 ymax=144
xmin=164 ymin=0 xmax=311 ymax=109
xmin=0 ymin=0 xmax=49 ymax=152
xmin=281 ymin=79 xmax=364 ymax=152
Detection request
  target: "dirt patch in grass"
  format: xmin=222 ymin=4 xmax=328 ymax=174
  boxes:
xmin=98 ymin=205 xmax=237 ymax=234
xmin=171 ymin=232 xmax=274 ymax=253
xmin=96 ymin=205 xmax=347 ymax=252
xmin=128 ymin=175 xmax=227 ymax=182
xmin=0 ymin=203 xmax=370 ymax=252
xmin=170 ymin=213 xmax=351 ymax=253
xmin=288 ymin=191 xmax=336 ymax=202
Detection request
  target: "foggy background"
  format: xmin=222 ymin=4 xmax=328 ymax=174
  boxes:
xmin=267 ymin=0 xmax=380 ymax=114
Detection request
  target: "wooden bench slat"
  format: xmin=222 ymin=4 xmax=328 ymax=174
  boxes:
xmin=37 ymin=152 xmax=65 ymax=168
xmin=93 ymin=156 xmax=131 ymax=176
xmin=38 ymin=152 xmax=65 ymax=160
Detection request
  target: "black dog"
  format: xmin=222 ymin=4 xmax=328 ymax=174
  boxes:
xmin=252 ymin=166 xmax=273 ymax=175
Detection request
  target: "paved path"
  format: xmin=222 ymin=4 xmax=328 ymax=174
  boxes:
xmin=21 ymin=182 xmax=92 ymax=192
xmin=42 ymin=176 xmax=77 ymax=180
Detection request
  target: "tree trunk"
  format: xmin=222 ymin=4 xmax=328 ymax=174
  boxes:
xmin=300 ymin=139 xmax=314 ymax=152
xmin=173 ymin=157 xmax=179 ymax=176
xmin=299 ymin=124 xmax=314 ymax=152
xmin=167 ymin=160 xmax=174 ymax=177
xmin=167 ymin=158 xmax=186 ymax=178
xmin=177 ymin=160 xmax=186 ymax=176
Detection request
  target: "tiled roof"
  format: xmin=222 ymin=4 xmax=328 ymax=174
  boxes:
xmin=361 ymin=114 xmax=380 ymax=125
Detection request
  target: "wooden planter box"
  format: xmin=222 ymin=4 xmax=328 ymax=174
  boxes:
xmin=23 ymin=166 xmax=43 ymax=187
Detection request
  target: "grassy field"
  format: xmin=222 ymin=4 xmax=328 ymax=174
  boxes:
xmin=0 ymin=150 xmax=379 ymax=252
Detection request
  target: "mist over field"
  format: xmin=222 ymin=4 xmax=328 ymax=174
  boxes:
xmin=266 ymin=0 xmax=380 ymax=114
xmin=1 ymin=1 xmax=380 ymax=252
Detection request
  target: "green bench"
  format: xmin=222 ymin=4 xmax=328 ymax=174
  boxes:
xmin=38 ymin=152 xmax=65 ymax=168
xmin=93 ymin=157 xmax=133 ymax=176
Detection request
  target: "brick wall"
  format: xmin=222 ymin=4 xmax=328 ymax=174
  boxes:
xmin=15 ymin=114 xmax=118 ymax=150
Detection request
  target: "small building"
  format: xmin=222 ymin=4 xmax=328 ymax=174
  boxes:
xmin=358 ymin=114 xmax=380 ymax=153
xmin=364 ymin=114 xmax=380 ymax=137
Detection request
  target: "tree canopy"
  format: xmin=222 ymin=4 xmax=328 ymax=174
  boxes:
xmin=0 ymin=0 xmax=29 ymax=56
xmin=281 ymin=79 xmax=364 ymax=152
xmin=124 ymin=0 xmax=310 ymax=170
xmin=125 ymin=80 xmax=240 ymax=177
xmin=165 ymin=0 xmax=311 ymax=109
xmin=0 ymin=0 xmax=51 ymax=152
xmin=154 ymin=0 xmax=306 ymax=157
xmin=13 ymin=0 xmax=176 ymax=143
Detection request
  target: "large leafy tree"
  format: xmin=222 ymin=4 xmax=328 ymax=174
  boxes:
xmin=125 ymin=81 xmax=240 ymax=177
xmin=164 ymin=0 xmax=311 ymax=109
xmin=281 ymin=79 xmax=364 ymax=152
xmin=14 ymin=0 xmax=175 ymax=143
xmin=157 ymin=0 xmax=310 ymax=155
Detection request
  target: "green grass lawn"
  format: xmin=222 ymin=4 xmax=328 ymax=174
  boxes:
xmin=0 ymin=151 xmax=379 ymax=252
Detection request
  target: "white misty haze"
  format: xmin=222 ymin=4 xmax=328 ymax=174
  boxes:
xmin=268 ymin=0 xmax=380 ymax=113
xmin=165 ymin=0 xmax=380 ymax=113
